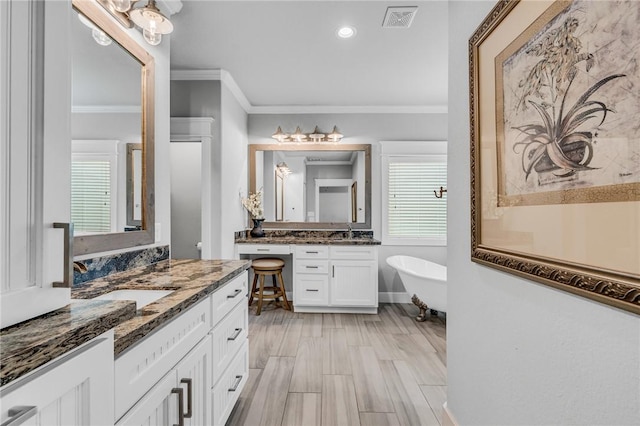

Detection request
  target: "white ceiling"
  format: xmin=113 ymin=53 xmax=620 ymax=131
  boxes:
xmin=169 ymin=0 xmax=449 ymax=111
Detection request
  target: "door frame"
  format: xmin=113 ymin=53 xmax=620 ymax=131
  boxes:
xmin=170 ymin=118 xmax=214 ymax=259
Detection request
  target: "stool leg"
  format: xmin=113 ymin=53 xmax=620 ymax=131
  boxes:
xmin=277 ymin=271 xmax=290 ymax=310
xmin=256 ymin=274 xmax=265 ymax=316
xmin=272 ymin=275 xmax=280 ymax=303
xmin=249 ymin=272 xmax=258 ymax=307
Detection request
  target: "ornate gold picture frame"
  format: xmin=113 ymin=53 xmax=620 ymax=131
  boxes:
xmin=469 ymin=0 xmax=640 ymax=314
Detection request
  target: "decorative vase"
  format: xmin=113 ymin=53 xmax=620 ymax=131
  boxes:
xmin=250 ymin=218 xmax=265 ymax=238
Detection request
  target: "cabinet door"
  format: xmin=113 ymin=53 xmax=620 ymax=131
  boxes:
xmin=1 ymin=333 xmax=114 ymax=426
xmin=330 ymin=260 xmax=378 ymax=306
xmin=116 ymin=371 xmax=179 ymax=426
xmin=1 ymin=0 xmax=71 ymax=328
xmin=175 ymin=335 xmax=212 ymax=426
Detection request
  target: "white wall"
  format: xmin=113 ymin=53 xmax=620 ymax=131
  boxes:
xmin=248 ymin=113 xmax=448 ymax=295
xmin=219 ymin=83 xmax=249 ymax=258
xmin=447 ymin=1 xmax=640 ymax=424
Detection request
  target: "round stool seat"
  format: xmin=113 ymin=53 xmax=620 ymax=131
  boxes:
xmin=251 ymin=258 xmax=285 ymax=271
xmin=249 ymin=257 xmax=290 ymax=315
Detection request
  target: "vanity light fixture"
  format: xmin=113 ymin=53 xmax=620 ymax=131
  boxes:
xmin=326 ymin=126 xmax=344 ymax=142
xmin=271 ymin=125 xmax=343 ymax=143
xmin=97 ymin=0 xmax=174 ymax=46
xmin=290 ymin=126 xmax=308 ymax=143
xmin=276 ymin=162 xmax=292 ymax=176
xmin=271 ymin=126 xmax=289 ymax=143
xmin=78 ymin=12 xmax=113 ymax=46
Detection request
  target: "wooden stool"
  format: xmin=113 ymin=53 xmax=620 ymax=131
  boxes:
xmin=249 ymin=258 xmax=290 ymax=315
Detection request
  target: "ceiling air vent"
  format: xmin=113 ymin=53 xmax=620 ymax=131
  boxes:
xmin=382 ymin=6 xmax=418 ymax=28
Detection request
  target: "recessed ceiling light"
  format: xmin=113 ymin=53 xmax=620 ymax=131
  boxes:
xmin=336 ymin=26 xmax=356 ymax=39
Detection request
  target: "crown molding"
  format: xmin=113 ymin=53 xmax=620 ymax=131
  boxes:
xmin=71 ymin=105 xmax=141 ymax=114
xmin=170 ymin=69 xmax=448 ymax=115
xmin=249 ymin=105 xmax=447 ymax=114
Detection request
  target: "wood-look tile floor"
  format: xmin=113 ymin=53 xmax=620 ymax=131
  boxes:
xmin=226 ymin=303 xmax=447 ymax=426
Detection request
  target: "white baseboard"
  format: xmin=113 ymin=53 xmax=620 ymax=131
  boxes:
xmin=378 ymin=292 xmax=411 ymax=304
xmin=442 ymin=402 xmax=458 ymax=426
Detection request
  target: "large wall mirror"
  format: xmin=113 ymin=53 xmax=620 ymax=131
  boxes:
xmin=249 ymin=144 xmax=371 ymax=229
xmin=71 ymin=0 xmax=155 ymax=255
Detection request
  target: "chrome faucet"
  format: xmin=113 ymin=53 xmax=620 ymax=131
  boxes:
xmin=347 ymin=223 xmax=353 ymax=240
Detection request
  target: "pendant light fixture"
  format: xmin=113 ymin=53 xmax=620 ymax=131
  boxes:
xmin=96 ymin=0 xmax=174 ymax=46
xmin=129 ymin=0 xmax=173 ymax=46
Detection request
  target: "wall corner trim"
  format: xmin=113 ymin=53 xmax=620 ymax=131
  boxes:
xmin=170 ymin=69 xmax=252 ymax=113
xmin=442 ymin=402 xmax=458 ymax=426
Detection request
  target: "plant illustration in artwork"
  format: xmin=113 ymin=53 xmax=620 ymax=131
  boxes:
xmin=512 ymin=16 xmax=626 ymax=182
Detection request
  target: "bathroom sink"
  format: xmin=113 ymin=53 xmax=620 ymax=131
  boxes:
xmin=92 ymin=289 xmax=173 ymax=309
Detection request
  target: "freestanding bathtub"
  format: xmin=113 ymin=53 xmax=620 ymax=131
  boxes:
xmin=386 ymin=255 xmax=447 ymax=321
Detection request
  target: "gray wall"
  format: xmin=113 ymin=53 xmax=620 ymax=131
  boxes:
xmin=170 ymin=80 xmax=248 ymax=258
xmin=248 ymin=113 xmax=448 ymax=296
xmin=446 ymin=1 xmax=640 ymax=424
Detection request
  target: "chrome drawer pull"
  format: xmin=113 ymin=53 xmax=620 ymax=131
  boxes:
xmin=171 ymin=388 xmax=185 ymax=426
xmin=305 ymin=266 xmax=319 ymax=269
xmin=53 ymin=222 xmax=74 ymax=288
xmin=2 ymin=406 xmax=37 ymax=426
xmin=256 ymin=248 xmax=270 ymax=252
xmin=306 ymin=289 xmax=319 ymax=292
xmin=227 ymin=288 xmax=243 ymax=299
xmin=228 ymin=328 xmax=242 ymax=341
xmin=306 ymin=251 xmax=319 ymax=254
xmin=228 ymin=375 xmax=243 ymax=392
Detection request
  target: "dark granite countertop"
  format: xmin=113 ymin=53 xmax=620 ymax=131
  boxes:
xmin=235 ymin=230 xmax=381 ymax=245
xmin=71 ymin=259 xmax=250 ymax=356
xmin=1 ymin=299 xmax=136 ymax=387
xmin=0 ymin=259 xmax=250 ymax=387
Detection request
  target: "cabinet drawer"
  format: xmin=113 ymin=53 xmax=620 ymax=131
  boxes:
xmin=114 ymin=298 xmax=211 ymax=420
xmin=295 ymin=245 xmax=329 ymax=259
xmin=329 ymin=245 xmax=377 ymax=260
xmin=211 ymin=272 xmax=247 ymax=325
xmin=211 ymin=301 xmax=248 ymax=386
xmin=211 ymin=340 xmax=249 ymax=426
xmin=294 ymin=274 xmax=329 ymax=306
xmin=236 ymin=244 xmax=291 ymax=255
xmin=295 ymin=260 xmax=329 ymax=274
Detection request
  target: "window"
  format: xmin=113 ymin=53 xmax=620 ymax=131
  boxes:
xmin=71 ymin=140 xmax=119 ymax=235
xmin=71 ymin=158 xmax=113 ymax=234
xmin=381 ymin=141 xmax=447 ymax=246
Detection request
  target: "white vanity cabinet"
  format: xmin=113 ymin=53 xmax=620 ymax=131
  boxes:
xmin=0 ymin=331 xmax=115 ymax=426
xmin=116 ymin=335 xmax=211 ymax=426
xmin=114 ymin=271 xmax=249 ymax=426
xmin=293 ymin=245 xmax=378 ymax=313
xmin=209 ymin=272 xmax=249 ymax=426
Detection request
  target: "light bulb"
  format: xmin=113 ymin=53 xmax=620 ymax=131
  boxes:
xmin=92 ymin=29 xmax=112 ymax=46
xmin=143 ymin=28 xmax=162 ymax=46
xmin=111 ymin=0 xmax=131 ymax=13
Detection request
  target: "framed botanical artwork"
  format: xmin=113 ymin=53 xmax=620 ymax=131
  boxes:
xmin=469 ymin=0 xmax=640 ymax=314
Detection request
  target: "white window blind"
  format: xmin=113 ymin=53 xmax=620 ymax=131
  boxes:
xmin=384 ymin=155 xmax=447 ymax=245
xmin=71 ymin=160 xmax=112 ymax=233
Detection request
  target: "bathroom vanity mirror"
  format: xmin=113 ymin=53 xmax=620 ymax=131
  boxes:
xmin=71 ymin=0 xmax=155 ymax=255
xmin=249 ymin=144 xmax=371 ymax=229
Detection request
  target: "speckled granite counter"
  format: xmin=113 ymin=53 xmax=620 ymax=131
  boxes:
xmin=235 ymin=230 xmax=381 ymax=245
xmin=1 ymin=299 xmax=136 ymax=387
xmin=71 ymin=259 xmax=250 ymax=356
xmin=1 ymin=258 xmax=250 ymax=387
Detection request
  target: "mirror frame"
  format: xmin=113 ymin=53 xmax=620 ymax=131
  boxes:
xmin=249 ymin=144 xmax=371 ymax=229
xmin=72 ymin=0 xmax=155 ymax=255
xmin=126 ymin=143 xmax=143 ymax=228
